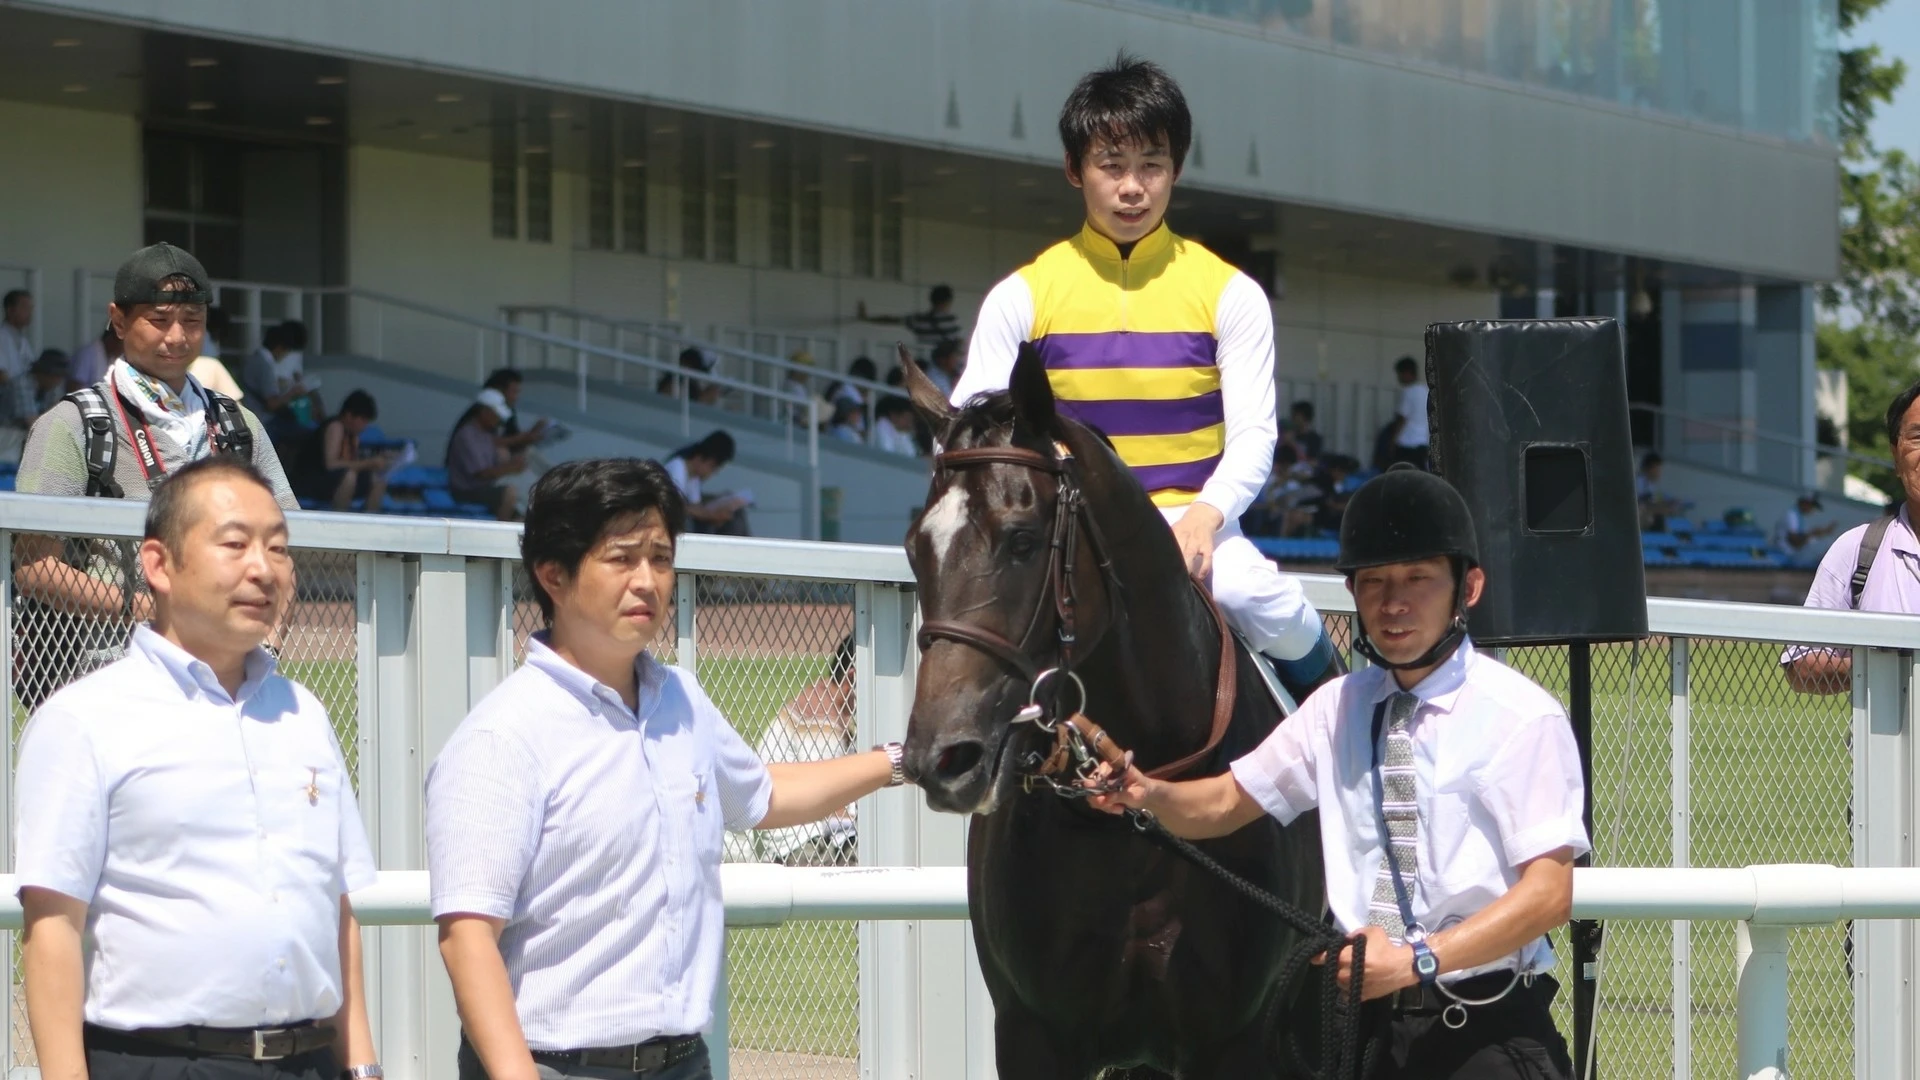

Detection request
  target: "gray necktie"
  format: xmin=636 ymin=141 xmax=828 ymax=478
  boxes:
xmin=1368 ymin=690 xmax=1422 ymax=939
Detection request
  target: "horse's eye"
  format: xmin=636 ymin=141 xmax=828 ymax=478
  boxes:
xmin=1007 ymin=529 xmax=1038 ymax=559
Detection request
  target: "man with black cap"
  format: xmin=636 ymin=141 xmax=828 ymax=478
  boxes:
xmin=10 ymin=242 xmax=295 ymax=706
xmin=1092 ymin=464 xmax=1587 ymax=1079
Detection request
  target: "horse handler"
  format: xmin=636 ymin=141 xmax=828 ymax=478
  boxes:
xmin=952 ymin=54 xmax=1340 ymax=695
xmin=427 ymin=459 xmax=904 ymax=1080
xmin=1092 ymin=465 xmax=1588 ymax=1079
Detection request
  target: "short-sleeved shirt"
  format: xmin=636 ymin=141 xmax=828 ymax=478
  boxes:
xmin=425 ymin=635 xmax=772 ymax=1049
xmin=903 ymin=308 xmax=962 ymax=349
xmin=15 ymin=392 xmax=296 ymax=507
xmin=13 ymin=626 xmax=378 ymax=1029
xmin=1782 ymin=507 xmax=1920 ymax=663
xmin=664 ymin=455 xmax=701 ymax=504
xmin=445 ymin=420 xmax=498 ymax=492
xmin=1395 ymin=383 xmax=1430 ymax=448
xmin=1228 ymin=641 xmax=1589 ymax=980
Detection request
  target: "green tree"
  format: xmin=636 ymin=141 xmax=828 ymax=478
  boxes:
xmin=1821 ymin=0 xmax=1920 ymax=498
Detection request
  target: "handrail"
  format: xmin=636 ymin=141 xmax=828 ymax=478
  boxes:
xmin=1631 ymin=400 xmax=1894 ymax=473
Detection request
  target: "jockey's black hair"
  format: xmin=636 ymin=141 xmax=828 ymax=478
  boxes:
xmin=1058 ymin=53 xmax=1192 ymax=178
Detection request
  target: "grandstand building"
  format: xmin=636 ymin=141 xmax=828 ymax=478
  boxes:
xmin=0 ymin=0 xmax=1851 ymax=541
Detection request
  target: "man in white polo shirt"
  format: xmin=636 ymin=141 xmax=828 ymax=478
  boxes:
xmin=428 ymin=458 xmax=901 ymax=1080
xmin=15 ymin=457 xmax=380 ymax=1080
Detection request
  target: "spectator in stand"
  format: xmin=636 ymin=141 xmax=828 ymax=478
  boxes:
xmin=1787 ymin=381 xmax=1920 ymax=695
xmin=1 ymin=351 xmax=70 ymax=465
xmin=244 ymin=320 xmax=323 ymax=449
xmin=292 ymin=390 xmax=392 ymax=513
xmin=1382 ymin=355 xmax=1429 ymax=470
xmin=1 ymin=289 xmax=35 ymax=385
xmin=68 ymin=325 xmax=119 ymax=389
xmin=782 ymin=350 xmax=829 ymax=426
xmin=1635 ymin=452 xmax=1690 ymax=531
xmin=856 ymin=284 xmax=964 ymax=353
xmin=1282 ymin=454 xmax=1360 ymax=538
xmin=826 ymin=399 xmax=866 ymax=445
xmin=657 ymin=347 xmax=721 ymax=406
xmin=1773 ymin=491 xmax=1837 ymax=566
xmin=188 ymin=306 xmax=246 ymax=402
xmin=445 ymin=388 xmax=525 ymax=521
xmin=483 ymin=368 xmax=553 ymax=451
xmin=872 ymin=396 xmax=921 ymax=458
xmin=1281 ymin=400 xmax=1323 ymax=465
xmin=664 ymin=430 xmax=751 ymax=536
xmin=829 ymin=356 xmax=880 ymax=412
xmin=924 ymin=340 xmax=965 ymax=400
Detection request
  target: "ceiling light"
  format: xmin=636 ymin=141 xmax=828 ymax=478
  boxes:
xmin=419 ymin=132 xmax=440 ymax=141
xmin=887 ymin=193 xmax=909 ymax=203
xmin=622 ymin=158 xmax=647 ymax=169
xmin=1433 ymin=239 xmax=1454 ymax=249
xmin=1014 ymin=177 xmax=1037 ymax=187
xmin=1044 ymin=215 xmax=1063 ymax=225
xmin=317 ymin=75 xmax=346 ymax=86
xmin=653 ymin=124 xmax=678 ymax=135
xmin=749 ymin=138 xmax=777 ymax=150
xmin=187 ymin=57 xmax=218 ymax=68
xmin=51 ymin=38 xmax=81 ymax=48
xmin=932 ymin=166 xmax=958 ymax=176
xmin=1307 ymin=220 xmax=1331 ymax=231
xmin=188 ymin=101 xmax=216 ymax=111
xmin=525 ymin=145 xmax=550 ymax=155
xmin=61 ymin=84 xmax=87 ymax=94
xmin=305 ymin=115 xmax=333 ymax=126
xmin=435 ymin=92 xmax=463 ymax=103
xmin=548 ymin=109 xmax=571 ymax=120
xmin=1237 ymin=210 xmax=1263 ymax=221
xmin=844 ymin=153 xmax=870 ymax=163
xmin=1373 ymin=230 xmax=1392 ymax=240
xmin=1171 ymin=200 xmax=1194 ymax=210
xmin=969 ymin=205 xmax=989 ymax=214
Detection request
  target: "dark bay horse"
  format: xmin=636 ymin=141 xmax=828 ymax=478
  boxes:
xmin=898 ymin=345 xmax=1328 ymax=1079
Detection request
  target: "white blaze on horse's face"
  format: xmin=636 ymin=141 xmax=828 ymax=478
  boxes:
xmin=921 ymin=482 xmax=972 ymax=563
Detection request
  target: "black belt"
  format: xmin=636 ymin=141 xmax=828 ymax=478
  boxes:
xmin=85 ymin=1021 xmax=335 ymax=1061
xmin=529 ymin=1035 xmax=704 ymax=1074
xmin=1389 ymin=971 xmax=1549 ymax=1014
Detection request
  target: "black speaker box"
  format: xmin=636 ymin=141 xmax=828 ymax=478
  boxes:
xmin=1426 ymin=319 xmax=1648 ymax=646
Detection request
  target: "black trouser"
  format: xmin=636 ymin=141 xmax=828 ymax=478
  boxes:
xmin=84 ymin=1026 xmax=338 ymax=1080
xmin=1374 ymin=975 xmax=1572 ymax=1080
xmin=457 ymin=1035 xmax=713 ymax=1080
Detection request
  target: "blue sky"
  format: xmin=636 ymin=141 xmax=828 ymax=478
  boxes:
xmin=1856 ymin=1 xmax=1920 ymax=155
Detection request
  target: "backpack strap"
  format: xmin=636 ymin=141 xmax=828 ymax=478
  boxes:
xmin=63 ymin=385 xmax=124 ymax=499
xmin=1850 ymin=515 xmax=1896 ymax=609
xmin=204 ymin=390 xmax=253 ymax=460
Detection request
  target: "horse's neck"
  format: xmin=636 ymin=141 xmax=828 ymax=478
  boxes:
xmin=1085 ymin=519 xmax=1222 ymax=770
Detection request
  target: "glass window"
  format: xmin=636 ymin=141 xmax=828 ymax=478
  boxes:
xmin=798 ymin=144 xmax=823 ymax=272
xmin=681 ymin=125 xmax=707 ymax=260
xmin=490 ymin=93 xmax=518 ymax=240
xmin=525 ymin=101 xmax=552 ymax=244
xmin=879 ymin=157 xmax=903 ymax=282
xmin=620 ymin=110 xmax=648 ymax=254
xmin=849 ymin=158 xmax=874 ymax=279
xmin=713 ymin=130 xmax=738 ymax=264
xmin=768 ymin=141 xmax=793 ymax=270
xmin=588 ymin=102 xmax=615 ymax=251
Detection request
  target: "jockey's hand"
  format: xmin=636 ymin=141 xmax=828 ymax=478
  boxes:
xmin=1312 ymin=925 xmax=1416 ymax=1000
xmin=1084 ymin=758 xmax=1156 ymax=816
xmin=1171 ymin=503 xmax=1224 ymax=585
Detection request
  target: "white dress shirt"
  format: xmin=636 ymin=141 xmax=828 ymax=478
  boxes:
xmin=426 ymin=635 xmax=772 ymax=1050
xmin=1229 ymin=641 xmax=1589 ymax=980
xmin=14 ymin=626 xmax=377 ymax=1029
xmin=664 ymin=455 xmax=702 ymax=504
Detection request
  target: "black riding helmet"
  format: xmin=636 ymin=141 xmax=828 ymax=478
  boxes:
xmin=1337 ymin=464 xmax=1480 ymax=671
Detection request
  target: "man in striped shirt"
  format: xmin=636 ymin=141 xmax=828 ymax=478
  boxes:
xmin=857 ymin=284 xmax=963 ymax=356
xmin=953 ymin=53 xmax=1338 ymax=693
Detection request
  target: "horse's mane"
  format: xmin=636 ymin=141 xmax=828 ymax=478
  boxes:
xmin=946 ymin=391 xmax=1119 ymax=455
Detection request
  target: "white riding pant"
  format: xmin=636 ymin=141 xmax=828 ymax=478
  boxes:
xmin=1160 ymin=505 xmax=1324 ymax=662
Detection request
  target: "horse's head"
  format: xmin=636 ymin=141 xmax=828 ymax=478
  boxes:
xmin=899 ymin=343 xmax=1121 ymax=814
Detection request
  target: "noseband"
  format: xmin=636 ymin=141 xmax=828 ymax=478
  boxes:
xmin=916 ymin=440 xmax=1239 ymax=782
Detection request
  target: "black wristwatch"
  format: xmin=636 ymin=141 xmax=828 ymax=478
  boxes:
xmin=875 ymin=741 xmax=906 ymax=787
xmin=1411 ymin=940 xmax=1439 ymax=987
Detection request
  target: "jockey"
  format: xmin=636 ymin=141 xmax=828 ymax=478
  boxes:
xmin=952 ymin=53 xmax=1339 ymax=693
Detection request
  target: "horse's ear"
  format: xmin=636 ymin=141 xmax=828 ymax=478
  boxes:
xmin=898 ymin=344 xmax=955 ymax=434
xmin=1010 ymin=341 xmax=1056 ymax=435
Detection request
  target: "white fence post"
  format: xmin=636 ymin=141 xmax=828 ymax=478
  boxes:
xmin=1670 ymin=636 xmax=1692 ymax=1079
xmin=858 ymin=582 xmax=922 ymax=1080
xmin=1735 ymin=921 xmax=1791 ymax=1080
xmin=1855 ymin=646 xmax=1912 ymax=1080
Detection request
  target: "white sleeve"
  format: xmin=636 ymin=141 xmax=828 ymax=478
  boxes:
xmin=1226 ymin=691 xmax=1327 ymax=825
xmin=1196 ymin=273 xmax=1278 ymax=521
xmin=14 ymin=705 xmax=108 ymax=903
xmin=950 ymin=274 xmax=1034 ymax=408
xmin=1478 ymin=711 xmax=1592 ymax=867
xmin=425 ymin=727 xmax=544 ymax=920
xmin=683 ymin=677 xmax=775 ymax=831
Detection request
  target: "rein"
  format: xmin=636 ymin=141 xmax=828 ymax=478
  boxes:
xmin=916 ymin=441 xmax=1238 ymax=782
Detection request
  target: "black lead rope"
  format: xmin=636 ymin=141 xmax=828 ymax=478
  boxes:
xmin=1121 ymin=807 xmax=1379 ymax=1080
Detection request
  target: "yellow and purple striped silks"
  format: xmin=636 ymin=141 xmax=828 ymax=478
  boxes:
xmin=1021 ymin=222 xmax=1240 ymax=508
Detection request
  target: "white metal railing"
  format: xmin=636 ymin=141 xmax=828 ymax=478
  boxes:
xmin=501 ymin=304 xmax=902 ymax=441
xmin=6 ymin=495 xmax=1920 ymax=1079
xmin=1633 ymin=400 xmax=1893 ymax=498
xmin=0 ymin=863 xmax=1897 ymax=1080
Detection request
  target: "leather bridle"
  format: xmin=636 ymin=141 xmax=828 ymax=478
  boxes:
xmin=915 ymin=439 xmax=1239 ymax=781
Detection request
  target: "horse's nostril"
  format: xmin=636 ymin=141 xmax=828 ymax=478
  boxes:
xmin=934 ymin=741 xmax=985 ymax=781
